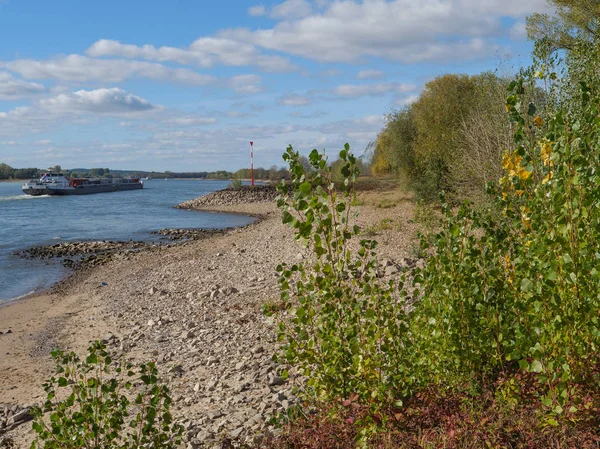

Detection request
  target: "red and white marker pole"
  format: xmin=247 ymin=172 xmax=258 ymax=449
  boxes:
xmin=250 ymin=141 xmax=254 ymax=187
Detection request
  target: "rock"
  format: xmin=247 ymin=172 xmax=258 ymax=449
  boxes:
xmin=193 ymin=383 xmax=200 ymax=393
xmin=267 ymin=374 xmax=285 ymax=386
xmin=168 ymin=364 xmax=184 ymax=375
xmin=149 ymin=287 xmax=158 ymax=295
xmin=230 ymin=426 xmax=244 ymax=439
xmin=182 ymin=330 xmax=195 ymax=339
xmin=385 ymin=265 xmax=399 ymax=276
xmin=147 ymin=319 xmax=155 ymax=327
xmin=380 ymin=258 xmax=392 ymax=267
xmin=235 ymin=361 xmax=246 ymax=371
xmin=206 ymin=409 xmax=223 ymax=420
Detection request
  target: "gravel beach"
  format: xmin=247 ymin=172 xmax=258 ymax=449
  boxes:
xmin=0 ymin=185 xmax=418 ymax=448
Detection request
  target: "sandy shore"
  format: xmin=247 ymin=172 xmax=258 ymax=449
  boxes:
xmin=0 ymin=188 xmax=417 ymax=448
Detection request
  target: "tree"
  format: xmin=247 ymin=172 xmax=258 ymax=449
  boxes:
xmin=372 ymin=107 xmax=416 ymax=181
xmin=89 ymin=168 xmax=105 ymax=177
xmin=450 ymin=72 xmax=515 ymax=201
xmin=0 ymin=163 xmax=13 ymax=179
xmin=527 ymin=1 xmax=600 ymax=52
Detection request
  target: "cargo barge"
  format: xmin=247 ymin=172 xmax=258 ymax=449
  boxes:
xmin=22 ymin=172 xmax=144 ymax=196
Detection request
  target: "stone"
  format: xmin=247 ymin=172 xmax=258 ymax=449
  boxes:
xmin=235 ymin=361 xmax=246 ymax=371
xmin=267 ymin=374 xmax=285 ymax=386
xmin=168 ymin=364 xmax=184 ymax=375
xmin=385 ymin=265 xmax=399 ymax=276
xmin=182 ymin=330 xmax=195 ymax=339
xmin=149 ymin=287 xmax=158 ymax=295
xmin=206 ymin=409 xmax=223 ymax=420
xmin=230 ymin=426 xmax=244 ymax=439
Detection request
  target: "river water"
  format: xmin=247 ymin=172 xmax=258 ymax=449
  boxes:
xmin=0 ymin=179 xmax=256 ymax=302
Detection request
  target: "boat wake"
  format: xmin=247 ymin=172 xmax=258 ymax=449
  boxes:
xmin=0 ymin=194 xmax=51 ymax=201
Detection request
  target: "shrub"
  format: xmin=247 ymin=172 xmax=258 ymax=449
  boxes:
xmin=410 ymin=75 xmax=600 ymax=423
xmin=275 ymin=145 xmax=410 ymax=430
xmin=228 ymin=178 xmax=243 ymax=189
xmin=30 ymin=341 xmax=182 ymax=449
xmin=275 ymin=73 xmax=600 ymax=441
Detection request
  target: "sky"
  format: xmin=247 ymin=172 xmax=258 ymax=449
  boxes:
xmin=0 ymin=0 xmax=550 ymax=172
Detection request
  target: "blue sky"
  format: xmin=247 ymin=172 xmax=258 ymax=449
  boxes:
xmin=0 ymin=0 xmax=548 ymax=172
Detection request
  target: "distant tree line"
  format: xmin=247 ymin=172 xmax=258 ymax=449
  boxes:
xmin=1 ymin=153 xmax=373 ymax=183
xmin=0 ymin=163 xmax=293 ymax=181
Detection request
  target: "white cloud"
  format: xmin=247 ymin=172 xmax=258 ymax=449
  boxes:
xmin=2 ymin=55 xmax=216 ymax=85
xmin=356 ymin=69 xmax=384 ymax=80
xmin=395 ymin=94 xmax=419 ymax=106
xmin=86 ymin=38 xmax=296 ymax=73
xmin=164 ymin=116 xmax=217 ymax=126
xmin=0 ymin=72 xmax=45 ymax=100
xmin=229 ymin=74 xmax=264 ymax=94
xmin=0 ymin=88 xmax=159 ymax=138
xmin=271 ymin=0 xmax=312 ymax=19
xmin=248 ymin=5 xmax=266 ymax=16
xmin=39 ymin=88 xmax=159 ymax=115
xmin=278 ymin=94 xmax=312 ymax=106
xmin=333 ymin=82 xmax=415 ymax=97
xmin=509 ymin=21 xmax=527 ymax=41
xmin=219 ymin=0 xmax=547 ymax=63
xmin=289 ymin=110 xmax=326 ymax=118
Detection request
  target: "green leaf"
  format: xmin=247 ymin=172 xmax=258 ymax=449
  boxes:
xmin=299 ymin=182 xmax=312 ymax=195
xmin=282 ymin=211 xmax=293 ymax=225
xmin=520 ymin=278 xmax=534 ymax=292
xmin=531 ymin=360 xmax=543 ymax=373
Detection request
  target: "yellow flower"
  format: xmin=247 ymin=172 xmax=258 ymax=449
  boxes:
xmin=516 ymin=190 xmax=525 ymax=197
xmin=533 ymin=116 xmax=544 ymax=127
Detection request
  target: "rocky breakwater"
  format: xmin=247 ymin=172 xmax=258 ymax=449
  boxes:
xmin=152 ymin=228 xmax=234 ymax=241
xmin=176 ymin=185 xmax=278 ymax=211
xmin=16 ymin=240 xmax=161 ymax=270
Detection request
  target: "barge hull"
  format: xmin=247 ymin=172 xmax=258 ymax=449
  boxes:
xmin=50 ymin=183 xmax=143 ymax=195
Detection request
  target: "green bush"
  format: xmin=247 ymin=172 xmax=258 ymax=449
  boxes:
xmin=30 ymin=342 xmax=182 ymax=449
xmin=228 ymin=178 xmax=243 ymax=189
xmin=276 ymin=80 xmax=600 ymax=437
xmin=411 ymin=75 xmax=600 ymax=420
xmin=275 ymin=145 xmax=410 ymax=429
